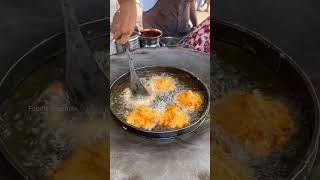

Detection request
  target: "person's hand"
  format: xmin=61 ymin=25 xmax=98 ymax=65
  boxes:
xmin=111 ymin=0 xmax=137 ymax=44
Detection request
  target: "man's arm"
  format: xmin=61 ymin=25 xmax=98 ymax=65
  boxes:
xmin=111 ymin=0 xmax=137 ymax=44
xmin=190 ymin=1 xmax=198 ymax=27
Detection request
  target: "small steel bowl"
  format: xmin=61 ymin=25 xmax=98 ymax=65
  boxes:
xmin=160 ymin=36 xmax=180 ymax=47
xmin=140 ymin=28 xmax=162 ymax=48
xmin=127 ymin=30 xmax=140 ymax=50
xmin=111 ymin=27 xmax=141 ymax=55
xmin=110 ymin=39 xmax=117 ymax=55
xmin=115 ymin=30 xmax=141 ymax=53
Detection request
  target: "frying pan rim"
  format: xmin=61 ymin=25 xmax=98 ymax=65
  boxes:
xmin=0 ymin=18 xmax=107 ymax=180
xmin=213 ymin=18 xmax=320 ymax=179
xmin=112 ymin=46 xmax=210 ymax=57
xmin=110 ymin=110 xmax=207 ymax=140
xmin=110 ymin=65 xmax=210 ymax=136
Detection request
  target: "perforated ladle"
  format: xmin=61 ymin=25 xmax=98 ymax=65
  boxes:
xmin=61 ymin=0 xmax=107 ymax=110
xmin=125 ymin=45 xmax=149 ymax=96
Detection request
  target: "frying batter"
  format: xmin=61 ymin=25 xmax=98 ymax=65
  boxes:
xmin=212 ymin=142 xmax=249 ymax=180
xmin=159 ymin=104 xmax=189 ymax=128
xmin=48 ymin=142 xmax=108 ymax=180
xmin=176 ymin=90 xmax=203 ymax=111
xmin=213 ymin=90 xmax=295 ymax=155
xmin=150 ymin=75 xmax=176 ymax=92
xmin=125 ymin=106 xmax=158 ymax=130
xmin=121 ymin=87 xmax=156 ymax=108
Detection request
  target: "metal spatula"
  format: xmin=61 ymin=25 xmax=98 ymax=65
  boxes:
xmin=125 ymin=46 xmax=149 ymax=96
xmin=61 ymin=0 xmax=106 ymax=110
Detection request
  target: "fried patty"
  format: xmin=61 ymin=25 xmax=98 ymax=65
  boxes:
xmin=126 ymin=106 xmax=158 ymax=130
xmin=159 ymin=104 xmax=189 ymax=128
xmin=213 ymin=90 xmax=294 ymax=155
xmin=176 ymin=90 xmax=203 ymax=111
xmin=151 ymin=76 xmax=176 ymax=92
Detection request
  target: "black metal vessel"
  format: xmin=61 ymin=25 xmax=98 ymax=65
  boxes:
xmin=110 ymin=66 xmax=210 ymax=139
xmin=0 ymin=18 xmax=107 ymax=180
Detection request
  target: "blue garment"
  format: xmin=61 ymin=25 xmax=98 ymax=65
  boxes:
xmin=140 ymin=0 xmax=158 ymax=12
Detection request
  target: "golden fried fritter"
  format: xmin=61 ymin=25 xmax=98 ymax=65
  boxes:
xmin=176 ymin=90 xmax=203 ymax=111
xmin=159 ymin=104 xmax=189 ymax=128
xmin=213 ymin=90 xmax=294 ymax=155
xmin=151 ymin=76 xmax=176 ymax=92
xmin=212 ymin=142 xmax=249 ymax=180
xmin=48 ymin=142 xmax=108 ymax=180
xmin=126 ymin=106 xmax=158 ymax=130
